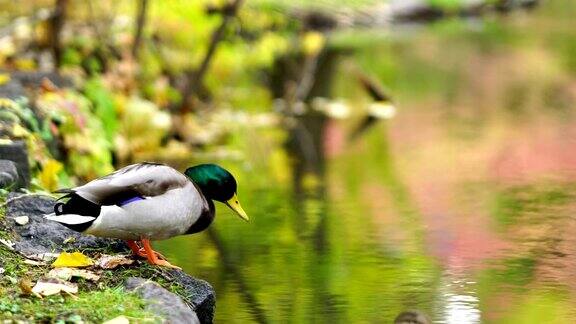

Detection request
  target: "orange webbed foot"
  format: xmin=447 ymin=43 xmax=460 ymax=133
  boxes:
xmin=140 ymin=238 xmax=180 ymax=269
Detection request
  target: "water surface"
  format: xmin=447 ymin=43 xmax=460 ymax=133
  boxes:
xmin=157 ymin=2 xmax=576 ymax=322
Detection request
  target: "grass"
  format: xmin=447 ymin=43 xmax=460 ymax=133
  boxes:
xmin=0 ymin=288 xmax=153 ymax=322
xmin=0 ymin=206 xmax=190 ymax=322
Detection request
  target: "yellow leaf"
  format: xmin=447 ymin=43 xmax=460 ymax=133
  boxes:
xmin=15 ymin=58 xmax=36 ymax=70
xmin=38 ymin=159 xmax=63 ymax=192
xmin=0 ymin=73 xmax=10 ymax=86
xmin=52 ymin=252 xmax=93 ymax=268
xmin=11 ymin=123 xmax=29 ymax=137
xmin=302 ymin=31 xmax=325 ymax=56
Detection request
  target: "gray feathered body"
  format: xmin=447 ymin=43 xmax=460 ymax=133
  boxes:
xmin=46 ymin=163 xmax=212 ymax=241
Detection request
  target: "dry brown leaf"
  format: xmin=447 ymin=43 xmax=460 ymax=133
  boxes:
xmin=96 ymin=254 xmax=134 ymax=269
xmin=52 ymin=252 xmax=93 ymax=268
xmin=48 ymin=267 xmax=100 ymax=282
xmin=32 ymin=278 xmax=78 ymax=296
xmin=19 ymin=278 xmax=33 ymax=295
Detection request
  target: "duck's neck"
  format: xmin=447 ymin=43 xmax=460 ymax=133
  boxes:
xmin=185 ymin=168 xmax=216 ymax=201
xmin=186 ymin=199 xmax=215 ymax=234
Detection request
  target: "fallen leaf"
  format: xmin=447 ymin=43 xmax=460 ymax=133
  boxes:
xmin=23 ymin=259 xmax=45 ymax=266
xmin=13 ymin=216 xmax=29 ymax=225
xmin=24 ymin=252 xmax=60 ymax=261
xmin=48 ymin=268 xmax=100 ymax=282
xmin=103 ymin=315 xmax=130 ymax=324
xmin=32 ymin=278 xmax=78 ymax=296
xmin=19 ymin=278 xmax=33 ymax=295
xmin=96 ymin=254 xmax=134 ymax=269
xmin=11 ymin=123 xmax=29 ymax=137
xmin=0 ymin=238 xmax=15 ymax=250
xmin=52 ymin=252 xmax=93 ymax=268
xmin=63 ymin=237 xmax=76 ymax=244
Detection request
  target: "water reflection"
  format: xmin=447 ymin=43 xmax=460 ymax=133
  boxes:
xmin=437 ymin=265 xmax=481 ymax=324
xmin=155 ymin=2 xmax=576 ymax=322
xmin=206 ymin=228 xmax=269 ymax=324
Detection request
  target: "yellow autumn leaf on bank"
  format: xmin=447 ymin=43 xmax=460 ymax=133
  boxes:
xmin=52 ymin=252 xmax=93 ymax=268
xmin=38 ymin=159 xmax=63 ymax=192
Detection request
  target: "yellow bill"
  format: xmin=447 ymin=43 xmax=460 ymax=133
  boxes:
xmin=226 ymin=193 xmax=249 ymax=222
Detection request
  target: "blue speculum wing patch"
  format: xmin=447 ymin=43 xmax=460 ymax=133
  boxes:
xmin=117 ymin=196 xmax=145 ymax=206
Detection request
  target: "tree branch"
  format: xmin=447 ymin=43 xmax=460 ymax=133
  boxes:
xmin=132 ymin=0 xmax=149 ymax=59
xmin=180 ymin=0 xmax=244 ymax=111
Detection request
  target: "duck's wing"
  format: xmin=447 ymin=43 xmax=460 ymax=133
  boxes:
xmin=58 ymin=162 xmax=190 ymax=205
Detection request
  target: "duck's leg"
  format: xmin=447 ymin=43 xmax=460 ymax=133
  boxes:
xmin=140 ymin=239 xmax=181 ymax=269
xmin=126 ymin=240 xmax=147 ymax=257
xmin=137 ymin=247 xmax=166 ymax=260
xmin=127 ymin=240 xmax=167 ymax=259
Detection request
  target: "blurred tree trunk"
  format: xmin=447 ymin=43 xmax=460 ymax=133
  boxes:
xmin=50 ymin=0 xmax=67 ymax=69
xmin=132 ymin=0 xmax=149 ymax=60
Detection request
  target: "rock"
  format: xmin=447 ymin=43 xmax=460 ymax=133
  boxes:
xmin=10 ymin=71 xmax=73 ymax=89
xmin=0 ymin=72 xmax=71 ymax=100
xmin=0 ymin=80 xmax=26 ymax=99
xmin=4 ymin=194 xmax=216 ymax=323
xmin=4 ymin=193 xmax=127 ymax=255
xmin=13 ymin=215 xmax=29 ymax=225
xmin=165 ymin=269 xmax=216 ymax=324
xmin=0 ymin=141 xmax=30 ymax=189
xmin=0 ymin=159 xmax=18 ymax=189
xmin=125 ymin=277 xmax=200 ymax=324
xmin=394 ymin=310 xmax=431 ymax=324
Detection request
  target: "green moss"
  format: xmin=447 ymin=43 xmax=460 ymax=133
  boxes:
xmin=0 ymin=288 xmax=155 ymax=322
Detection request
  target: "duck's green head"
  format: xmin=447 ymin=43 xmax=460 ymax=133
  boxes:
xmin=185 ymin=164 xmax=249 ymax=221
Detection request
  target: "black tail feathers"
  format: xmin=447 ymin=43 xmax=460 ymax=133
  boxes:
xmin=52 ymin=193 xmax=100 ymax=232
xmin=54 ymin=193 xmax=101 ymax=217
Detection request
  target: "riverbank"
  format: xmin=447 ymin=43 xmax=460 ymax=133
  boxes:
xmin=0 ymin=194 xmax=214 ymax=323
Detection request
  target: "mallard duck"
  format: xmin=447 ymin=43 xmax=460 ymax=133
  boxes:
xmin=45 ymin=162 xmax=248 ymax=268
